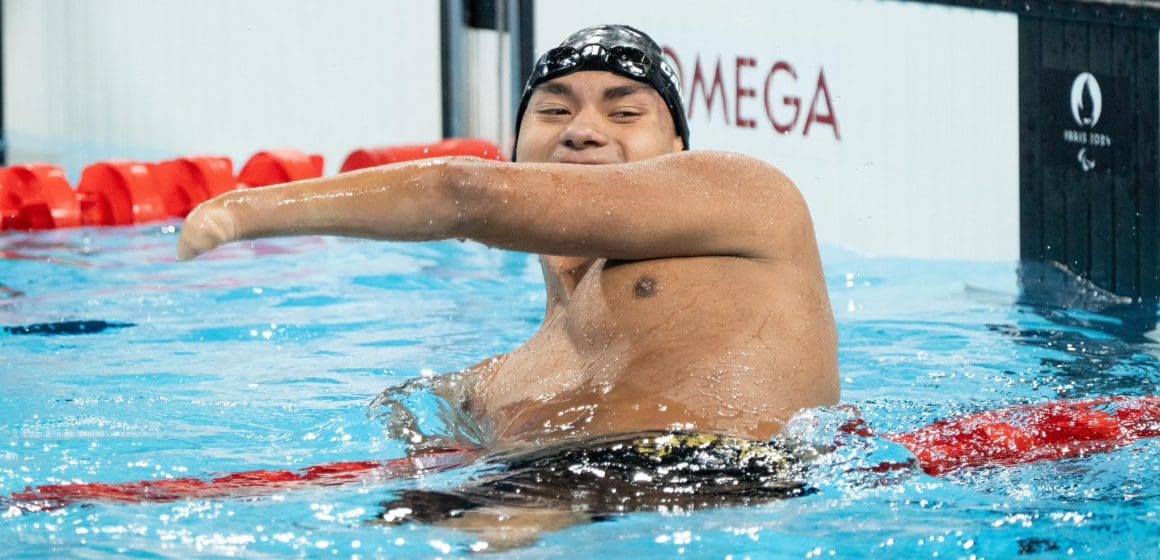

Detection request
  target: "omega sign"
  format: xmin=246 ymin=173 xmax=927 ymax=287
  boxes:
xmin=1061 ymin=71 xmax=1112 ymax=172
xmin=661 ymin=46 xmax=840 ymax=140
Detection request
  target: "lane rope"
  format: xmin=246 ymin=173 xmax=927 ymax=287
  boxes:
xmin=6 ymin=396 xmax=1158 ymax=509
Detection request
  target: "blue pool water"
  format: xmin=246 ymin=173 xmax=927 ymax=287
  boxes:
xmin=2 ymin=225 xmax=1158 ymax=558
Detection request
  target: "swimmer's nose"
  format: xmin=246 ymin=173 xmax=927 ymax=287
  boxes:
xmin=560 ymin=110 xmax=609 ymax=150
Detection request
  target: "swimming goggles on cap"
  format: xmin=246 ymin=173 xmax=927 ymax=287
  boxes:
xmin=531 ymin=43 xmax=656 ymax=82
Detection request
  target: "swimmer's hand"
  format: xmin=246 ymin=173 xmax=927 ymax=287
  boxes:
xmin=177 ymin=199 xmax=239 ymax=261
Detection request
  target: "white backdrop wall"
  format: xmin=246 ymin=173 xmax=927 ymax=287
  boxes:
xmin=535 ymin=0 xmax=1021 ymax=261
xmin=4 ymin=0 xmax=443 ymax=180
xmin=6 ymin=0 xmax=1023 ymax=261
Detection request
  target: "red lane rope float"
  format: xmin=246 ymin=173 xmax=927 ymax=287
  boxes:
xmin=886 ymin=395 xmax=1160 ymax=476
xmin=7 ymin=397 xmax=1160 ymax=509
xmin=7 ymin=446 xmax=479 ymax=511
xmin=77 ymin=161 xmax=167 ymax=226
xmin=340 ymin=138 xmax=505 ymax=173
xmin=0 ymin=138 xmax=501 ymax=232
xmin=0 ymin=165 xmax=81 ymax=230
xmin=237 ymin=149 xmax=324 ymax=188
xmin=154 ymin=156 xmax=236 ymax=218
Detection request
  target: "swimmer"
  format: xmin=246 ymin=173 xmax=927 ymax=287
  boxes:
xmin=178 ymin=24 xmax=838 ymax=545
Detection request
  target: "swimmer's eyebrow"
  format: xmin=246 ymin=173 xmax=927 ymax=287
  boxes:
xmin=537 ymin=82 xmax=574 ymax=98
xmin=534 ymin=82 xmax=651 ymax=101
xmin=603 ymin=83 xmax=650 ymax=101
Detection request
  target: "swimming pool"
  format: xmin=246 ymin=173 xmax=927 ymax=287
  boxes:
xmin=2 ymin=224 xmax=1158 ymax=558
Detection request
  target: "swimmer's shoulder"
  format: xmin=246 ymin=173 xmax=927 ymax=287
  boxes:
xmin=647 ymin=150 xmax=797 ymax=189
xmin=641 ymin=151 xmax=809 ymax=231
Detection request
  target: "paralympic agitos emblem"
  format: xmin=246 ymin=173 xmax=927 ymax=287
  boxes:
xmin=1063 ymin=72 xmax=1111 ymax=173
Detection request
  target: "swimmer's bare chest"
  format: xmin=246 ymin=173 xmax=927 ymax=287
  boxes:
xmin=468 ymin=253 xmax=838 ymax=447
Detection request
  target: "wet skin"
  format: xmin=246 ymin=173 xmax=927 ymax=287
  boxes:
xmin=178 ymin=70 xmax=839 ymax=451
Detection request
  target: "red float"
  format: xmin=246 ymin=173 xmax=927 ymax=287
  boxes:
xmin=76 ymin=162 xmax=167 ymax=226
xmin=237 ymin=149 xmax=324 ymax=188
xmin=154 ymin=156 xmax=236 ymax=217
xmin=887 ymin=395 xmax=1160 ymax=476
xmin=0 ymin=165 xmax=81 ymax=231
xmin=340 ymin=138 xmax=505 ymax=173
xmin=7 ymin=446 xmax=477 ymax=510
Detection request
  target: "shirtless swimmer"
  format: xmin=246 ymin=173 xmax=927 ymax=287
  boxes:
xmin=179 ymin=24 xmax=837 ymax=463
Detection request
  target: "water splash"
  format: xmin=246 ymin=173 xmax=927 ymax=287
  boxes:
xmin=367 ymin=372 xmax=489 ymax=450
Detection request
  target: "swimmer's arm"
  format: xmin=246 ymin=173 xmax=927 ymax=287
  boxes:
xmin=178 ymin=151 xmax=813 ymax=263
xmin=179 ymin=160 xmax=451 ymax=260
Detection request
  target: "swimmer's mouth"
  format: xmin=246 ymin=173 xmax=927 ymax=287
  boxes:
xmin=556 ymin=158 xmax=617 ymax=165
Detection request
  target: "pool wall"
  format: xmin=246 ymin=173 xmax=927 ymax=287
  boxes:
xmin=2 ymin=1 xmax=445 ymax=179
xmin=533 ymin=0 xmax=1021 ymax=264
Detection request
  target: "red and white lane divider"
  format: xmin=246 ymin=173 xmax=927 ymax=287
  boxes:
xmin=0 ymin=139 xmax=505 ymax=232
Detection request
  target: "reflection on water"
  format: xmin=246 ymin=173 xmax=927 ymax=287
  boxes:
xmin=0 ymin=284 xmax=24 ymax=298
xmin=2 ymin=319 xmax=135 ymax=336
xmin=992 ymin=261 xmax=1160 ymax=399
xmin=1018 ymin=260 xmax=1158 ymax=341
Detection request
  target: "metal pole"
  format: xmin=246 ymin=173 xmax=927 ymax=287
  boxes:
xmin=506 ymin=0 xmax=533 ymax=149
xmin=496 ymin=0 xmax=506 ymax=149
xmin=1 ymin=0 xmax=7 ymax=166
xmin=441 ymin=0 xmax=466 ymax=138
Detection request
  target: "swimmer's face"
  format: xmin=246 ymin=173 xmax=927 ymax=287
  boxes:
xmin=515 ymin=71 xmax=684 ymax=165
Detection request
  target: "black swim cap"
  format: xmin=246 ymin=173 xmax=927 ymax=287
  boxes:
xmin=512 ymin=25 xmax=690 ymax=161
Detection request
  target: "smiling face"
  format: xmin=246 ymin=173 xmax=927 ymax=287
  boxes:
xmin=514 ymin=71 xmax=685 ymax=165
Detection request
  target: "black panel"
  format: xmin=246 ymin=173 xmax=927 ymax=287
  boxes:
xmin=1136 ymin=27 xmax=1160 ymax=300
xmin=517 ymin=0 xmax=535 ymax=92
xmin=1019 ymin=10 xmax=1159 ymax=335
xmin=1018 ymin=16 xmax=1043 ymax=286
xmin=1038 ymin=20 xmax=1068 ymax=267
xmin=467 ymin=0 xmax=498 ymax=30
xmin=1111 ymin=28 xmax=1138 ymax=296
xmin=1086 ymin=23 xmax=1114 ymax=289
xmin=1060 ymin=21 xmax=1089 ymax=277
xmin=905 ymin=0 xmax=1160 ymax=29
